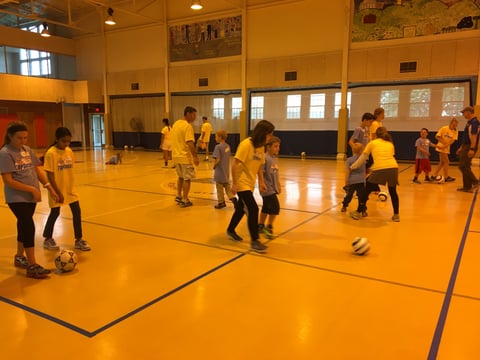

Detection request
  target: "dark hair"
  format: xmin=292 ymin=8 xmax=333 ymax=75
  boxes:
xmin=375 ymin=126 xmax=392 ymax=142
xmin=162 ymin=118 xmax=169 ymax=126
xmin=184 ymin=106 xmax=197 ymax=116
xmin=421 ymin=127 xmax=428 ymax=132
xmin=361 ymin=112 xmax=375 ymax=121
xmin=250 ymin=120 xmax=275 ymax=148
xmin=55 ymin=127 xmax=72 ymax=140
xmin=202 ymin=116 xmax=208 ymax=121
xmin=3 ymin=121 xmax=28 ymax=145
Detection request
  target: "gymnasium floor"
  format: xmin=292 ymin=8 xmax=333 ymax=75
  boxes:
xmin=0 ymin=149 xmax=479 ymax=360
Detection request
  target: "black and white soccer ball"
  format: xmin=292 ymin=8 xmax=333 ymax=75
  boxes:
xmin=352 ymin=237 xmax=370 ymax=256
xmin=54 ymin=249 xmax=78 ymax=272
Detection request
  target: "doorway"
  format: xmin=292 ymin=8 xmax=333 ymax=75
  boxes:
xmin=90 ymin=114 xmax=105 ymax=147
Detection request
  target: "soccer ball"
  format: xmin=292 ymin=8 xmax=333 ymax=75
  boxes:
xmin=124 ymin=145 xmax=128 ymax=150
xmin=434 ymin=175 xmax=445 ymax=184
xmin=352 ymin=237 xmax=370 ymax=256
xmin=378 ymin=191 xmax=388 ymax=202
xmin=54 ymin=249 xmax=78 ymax=272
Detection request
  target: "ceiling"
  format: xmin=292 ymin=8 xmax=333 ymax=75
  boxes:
xmin=0 ymin=0 xmax=294 ymax=38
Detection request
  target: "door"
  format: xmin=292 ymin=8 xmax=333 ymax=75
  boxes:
xmin=90 ymin=114 xmax=105 ymax=147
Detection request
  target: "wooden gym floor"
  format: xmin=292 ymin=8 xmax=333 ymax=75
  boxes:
xmin=0 ymin=149 xmax=479 ymax=360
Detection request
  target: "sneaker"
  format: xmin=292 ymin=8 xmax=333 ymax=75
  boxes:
xmin=362 ymin=211 xmax=368 ymax=217
xmin=75 ymin=239 xmax=91 ymax=251
xmin=14 ymin=255 xmax=30 ymax=269
xmin=392 ymin=214 xmax=400 ymax=222
xmin=341 ymin=206 xmax=347 ymax=212
xmin=424 ymin=177 xmax=432 ymax=182
xmin=226 ymin=230 xmax=243 ymax=242
xmin=250 ymin=240 xmax=268 ymax=253
xmin=214 ymin=202 xmax=226 ymax=209
xmin=413 ymin=179 xmax=421 ymax=184
xmin=43 ymin=238 xmax=59 ymax=250
xmin=180 ymin=200 xmax=193 ymax=208
xmin=457 ymin=187 xmax=473 ymax=193
xmin=445 ymin=176 xmax=455 ymax=182
xmin=263 ymin=226 xmax=274 ymax=239
xmin=350 ymin=211 xmax=362 ymax=220
xmin=26 ymin=264 xmax=51 ymax=279
xmin=175 ymin=196 xmax=183 ymax=204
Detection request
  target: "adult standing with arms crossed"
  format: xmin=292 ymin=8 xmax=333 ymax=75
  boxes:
xmin=0 ymin=122 xmax=58 ymax=278
xmin=226 ymin=119 xmax=275 ymax=253
xmin=456 ymin=106 xmax=479 ymax=192
xmin=171 ymin=106 xmax=199 ymax=207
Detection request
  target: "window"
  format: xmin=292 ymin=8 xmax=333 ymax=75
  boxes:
xmin=409 ymin=89 xmax=430 ymax=117
xmin=232 ymin=97 xmax=242 ymax=119
xmin=213 ymin=98 xmax=224 ymax=120
xmin=309 ymin=94 xmax=325 ymax=119
xmin=20 ymin=24 xmax=51 ymax=77
xmin=251 ymin=96 xmax=264 ymax=120
xmin=442 ymin=87 xmax=465 ymax=116
xmin=334 ymin=92 xmax=351 ymax=118
xmin=286 ymin=94 xmax=301 ymax=119
xmin=380 ymin=90 xmax=399 ymax=117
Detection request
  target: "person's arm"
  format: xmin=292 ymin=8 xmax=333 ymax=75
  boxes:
xmin=36 ymin=167 xmax=58 ymax=203
xmin=187 ymin=140 xmax=199 ymax=166
xmin=231 ymin=158 xmax=242 ymax=195
xmin=257 ymin=165 xmax=266 ymax=193
xmin=1 ymin=172 xmax=41 ymax=201
xmin=350 ymin=153 xmax=369 ymax=170
xmin=46 ymin=170 xmax=64 ymax=203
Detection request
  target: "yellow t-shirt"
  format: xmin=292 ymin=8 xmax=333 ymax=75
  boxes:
xmin=43 ymin=146 xmax=79 ymax=208
xmin=363 ymin=138 xmax=398 ymax=171
xmin=200 ymin=122 xmax=212 ymax=142
xmin=370 ymin=120 xmax=383 ymax=140
xmin=234 ymin=137 xmax=265 ymax=192
xmin=435 ymin=125 xmax=458 ymax=154
xmin=171 ymin=119 xmax=195 ymax=164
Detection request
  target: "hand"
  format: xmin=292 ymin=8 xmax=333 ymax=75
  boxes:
xmin=259 ymin=182 xmax=267 ymax=193
xmin=468 ymin=149 xmax=475 ymax=158
xmin=31 ymin=188 xmax=42 ymax=202
xmin=193 ymin=157 xmax=200 ymax=166
xmin=57 ymin=193 xmax=65 ymax=203
xmin=231 ymin=184 xmax=238 ymax=195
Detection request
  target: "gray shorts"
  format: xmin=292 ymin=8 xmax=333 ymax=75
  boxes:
xmin=368 ymin=168 xmax=399 ymax=186
xmin=176 ymin=163 xmax=196 ymax=180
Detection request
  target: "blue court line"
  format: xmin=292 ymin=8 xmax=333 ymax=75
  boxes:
xmin=428 ymin=189 xmax=478 ymax=359
xmin=0 ymin=253 xmax=245 ymax=338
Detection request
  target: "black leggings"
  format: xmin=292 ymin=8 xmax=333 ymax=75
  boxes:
xmin=357 ymin=182 xmax=399 ymax=215
xmin=43 ymin=201 xmax=83 ymax=239
xmin=8 ymin=202 xmax=37 ymax=248
xmin=227 ymin=190 xmax=259 ymax=242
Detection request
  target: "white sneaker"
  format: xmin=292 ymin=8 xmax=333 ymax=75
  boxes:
xmin=75 ymin=239 xmax=91 ymax=251
xmin=43 ymin=238 xmax=59 ymax=250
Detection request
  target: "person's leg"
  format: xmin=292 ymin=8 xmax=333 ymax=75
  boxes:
xmin=342 ymin=187 xmax=355 ymax=208
xmin=458 ymin=147 xmax=475 ymax=188
xmin=163 ymin=150 xmax=168 ymax=166
xmin=388 ymin=185 xmax=399 ymax=215
xmin=440 ymin=153 xmax=450 ymax=177
xmin=69 ymin=201 xmax=83 ymax=240
xmin=43 ymin=206 xmax=60 ymax=239
xmin=356 ymin=181 xmax=375 ymax=213
xmin=182 ymin=179 xmax=191 ymax=201
xmin=205 ymin=142 xmax=209 ymax=160
xmin=177 ymin=177 xmax=184 ymax=199
xmin=227 ymin=192 xmax=246 ymax=239
xmin=215 ymin=182 xmax=225 ymax=203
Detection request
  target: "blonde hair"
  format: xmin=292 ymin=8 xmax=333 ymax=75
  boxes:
xmin=373 ymin=107 xmax=384 ymax=118
xmin=351 ymin=142 xmax=364 ymax=155
xmin=266 ymin=136 xmax=281 ymax=147
xmin=216 ymin=130 xmax=227 ymax=140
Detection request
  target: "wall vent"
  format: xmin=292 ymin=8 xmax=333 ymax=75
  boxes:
xmin=400 ymin=61 xmax=417 ymax=73
xmin=285 ymin=71 xmax=297 ymax=81
xmin=199 ymin=78 xmax=209 ymax=87
xmin=131 ymin=83 xmax=139 ymax=90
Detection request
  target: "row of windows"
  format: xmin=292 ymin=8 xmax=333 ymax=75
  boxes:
xmin=210 ymin=87 xmax=465 ymax=120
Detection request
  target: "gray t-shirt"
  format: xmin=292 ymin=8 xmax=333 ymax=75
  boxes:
xmin=0 ymin=144 xmax=40 ymax=203
xmin=213 ymin=142 xmax=231 ymax=183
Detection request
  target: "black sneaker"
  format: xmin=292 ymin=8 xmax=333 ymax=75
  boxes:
xmin=226 ymin=230 xmax=243 ymax=242
xmin=214 ymin=202 xmax=226 ymax=209
xmin=457 ymin=187 xmax=473 ymax=193
xmin=250 ymin=240 xmax=268 ymax=253
xmin=26 ymin=264 xmax=51 ymax=279
xmin=175 ymin=196 xmax=183 ymax=204
xmin=445 ymin=176 xmax=455 ymax=182
xmin=180 ymin=200 xmax=193 ymax=208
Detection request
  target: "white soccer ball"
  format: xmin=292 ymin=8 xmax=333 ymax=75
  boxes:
xmin=124 ymin=145 xmax=128 ymax=150
xmin=378 ymin=191 xmax=388 ymax=202
xmin=54 ymin=249 xmax=78 ymax=272
xmin=352 ymin=237 xmax=370 ymax=256
xmin=434 ymin=175 xmax=445 ymax=184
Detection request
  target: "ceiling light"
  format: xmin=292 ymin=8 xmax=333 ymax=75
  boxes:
xmin=40 ymin=22 xmax=51 ymax=37
xmin=105 ymin=8 xmax=116 ymax=25
xmin=191 ymin=0 xmax=203 ymax=10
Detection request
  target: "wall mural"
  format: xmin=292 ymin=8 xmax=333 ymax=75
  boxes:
xmin=169 ymin=16 xmax=242 ymax=62
xmin=353 ymin=0 xmax=480 ymax=42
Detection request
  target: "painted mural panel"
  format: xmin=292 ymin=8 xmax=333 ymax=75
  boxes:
xmin=169 ymin=16 xmax=242 ymax=62
xmin=353 ymin=0 xmax=480 ymax=42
